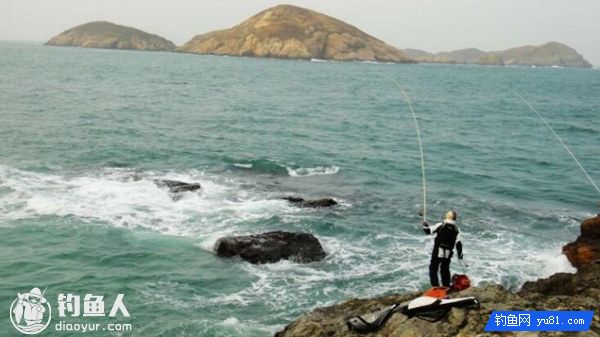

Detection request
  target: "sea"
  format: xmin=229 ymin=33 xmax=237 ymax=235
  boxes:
xmin=0 ymin=41 xmax=598 ymax=336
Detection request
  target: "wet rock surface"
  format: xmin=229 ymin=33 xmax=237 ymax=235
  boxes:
xmin=214 ymin=231 xmax=326 ymax=264
xmin=154 ymin=179 xmax=201 ymax=194
xmin=283 ymin=196 xmax=338 ymax=208
xmin=563 ymin=215 xmax=600 ymax=269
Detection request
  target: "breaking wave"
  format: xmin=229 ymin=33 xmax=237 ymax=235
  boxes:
xmin=0 ymin=165 xmax=300 ymax=240
xmin=228 ymin=159 xmax=288 ymax=175
xmin=228 ymin=159 xmax=340 ymax=177
xmin=287 ymin=166 xmax=340 ymax=177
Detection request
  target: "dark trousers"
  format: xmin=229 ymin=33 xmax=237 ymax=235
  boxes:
xmin=429 ymin=256 xmax=451 ymax=287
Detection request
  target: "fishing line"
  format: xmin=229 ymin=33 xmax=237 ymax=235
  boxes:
xmin=511 ymin=89 xmax=600 ymax=196
xmin=458 ymin=259 xmax=468 ymax=272
xmin=392 ymin=79 xmax=428 ymax=222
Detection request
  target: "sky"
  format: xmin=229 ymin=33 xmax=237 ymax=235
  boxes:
xmin=2 ymin=0 xmax=599 ymax=66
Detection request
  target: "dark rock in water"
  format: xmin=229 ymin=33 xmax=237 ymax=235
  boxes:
xmin=302 ymin=198 xmax=338 ymax=208
xmin=283 ymin=196 xmax=338 ymax=208
xmin=283 ymin=196 xmax=305 ymax=203
xmin=563 ymin=214 xmax=600 ymax=269
xmin=214 ymin=231 xmax=326 ymax=264
xmin=154 ymin=179 xmax=201 ymax=194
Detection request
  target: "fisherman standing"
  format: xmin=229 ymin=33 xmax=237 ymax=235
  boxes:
xmin=423 ymin=211 xmax=463 ymax=287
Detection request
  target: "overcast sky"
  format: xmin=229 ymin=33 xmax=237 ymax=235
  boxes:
xmin=2 ymin=0 xmax=599 ymax=66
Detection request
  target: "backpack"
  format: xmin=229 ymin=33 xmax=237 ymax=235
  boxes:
xmin=435 ymin=223 xmax=459 ymax=249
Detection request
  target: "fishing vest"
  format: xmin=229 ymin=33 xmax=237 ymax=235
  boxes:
xmin=435 ymin=223 xmax=459 ymax=250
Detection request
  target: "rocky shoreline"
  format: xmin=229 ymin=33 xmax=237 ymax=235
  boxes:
xmin=275 ymin=216 xmax=600 ymax=337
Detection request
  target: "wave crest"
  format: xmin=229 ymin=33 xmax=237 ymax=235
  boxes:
xmin=228 ymin=158 xmax=340 ymax=177
xmin=287 ymin=166 xmax=340 ymax=177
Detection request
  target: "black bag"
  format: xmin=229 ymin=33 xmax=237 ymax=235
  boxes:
xmin=435 ymin=223 xmax=458 ymax=250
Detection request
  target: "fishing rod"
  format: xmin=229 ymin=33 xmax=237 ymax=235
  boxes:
xmin=392 ymin=79 xmax=428 ymax=223
xmin=511 ymin=89 xmax=600 ymax=198
xmin=32 ymin=287 xmax=48 ymax=309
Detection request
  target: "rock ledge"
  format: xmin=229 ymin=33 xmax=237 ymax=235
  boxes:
xmin=276 ymin=216 xmax=600 ymax=337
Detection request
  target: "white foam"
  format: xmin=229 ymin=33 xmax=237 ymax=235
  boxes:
xmin=0 ymin=166 xmax=299 ymax=239
xmin=287 ymin=166 xmax=340 ymax=177
xmin=539 ymin=251 xmax=577 ymax=276
xmin=233 ymin=163 xmax=253 ymax=168
xmin=221 ymin=317 xmax=240 ymax=326
xmin=0 ymin=164 xmax=585 ymax=332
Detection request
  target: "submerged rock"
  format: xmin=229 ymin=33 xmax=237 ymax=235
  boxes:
xmin=154 ymin=179 xmax=201 ymax=194
xmin=214 ymin=231 xmax=326 ymax=264
xmin=283 ymin=196 xmax=338 ymax=208
xmin=563 ymin=214 xmax=600 ymax=269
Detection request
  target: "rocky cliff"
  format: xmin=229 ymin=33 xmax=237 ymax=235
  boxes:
xmin=276 ymin=216 xmax=600 ymax=337
xmin=564 ymin=214 xmax=600 ymax=269
xmin=45 ymin=21 xmax=176 ymax=51
xmin=178 ymin=5 xmax=412 ymax=63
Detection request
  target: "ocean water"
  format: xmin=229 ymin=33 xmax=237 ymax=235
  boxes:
xmin=0 ymin=41 xmax=599 ymax=336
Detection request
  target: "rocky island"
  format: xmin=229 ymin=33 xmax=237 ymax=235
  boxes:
xmin=178 ymin=4 xmax=412 ymax=63
xmin=276 ymin=215 xmax=600 ymax=336
xmin=45 ymin=21 xmax=176 ymax=51
xmin=402 ymin=42 xmax=592 ymax=68
xmin=43 ymin=9 xmax=592 ymax=68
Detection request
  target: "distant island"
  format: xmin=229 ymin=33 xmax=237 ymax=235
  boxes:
xmin=402 ymin=42 xmax=592 ymax=68
xmin=177 ymin=4 xmax=413 ymax=63
xmin=45 ymin=21 xmax=176 ymax=51
xmin=44 ymin=6 xmax=593 ymax=68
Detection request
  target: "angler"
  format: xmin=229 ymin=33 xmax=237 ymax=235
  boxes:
xmin=423 ymin=211 xmax=464 ymax=287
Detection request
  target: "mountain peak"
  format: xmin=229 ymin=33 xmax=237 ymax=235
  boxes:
xmin=178 ymin=5 xmax=412 ymax=63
